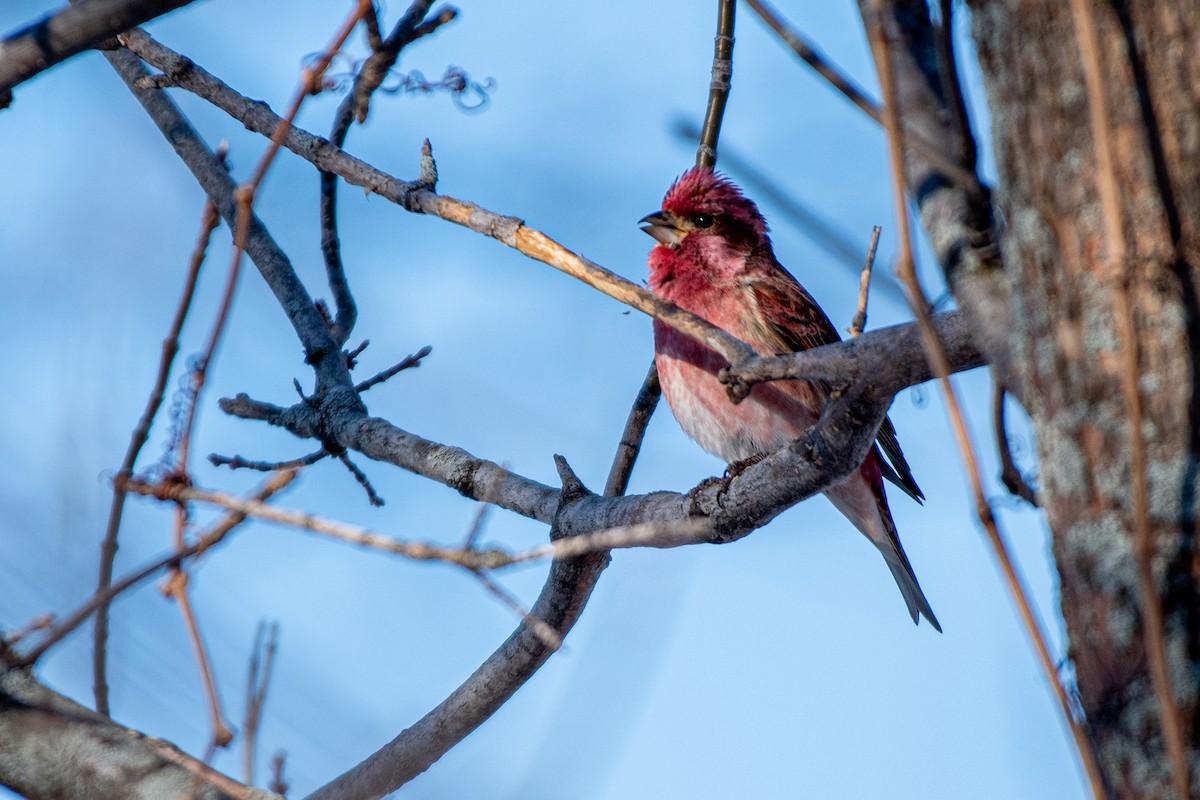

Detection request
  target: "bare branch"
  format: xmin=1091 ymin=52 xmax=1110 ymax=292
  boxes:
xmin=721 ymin=310 xmax=982 ymax=399
xmin=210 ymin=449 xmax=329 ymax=471
xmin=992 ymin=380 xmax=1038 ymax=507
xmin=220 ymin=391 xmax=561 ymax=523
xmin=849 ymin=225 xmax=881 ymax=337
xmin=696 ymin=0 xmax=735 ymax=167
xmin=604 ymin=361 xmax=662 ymax=498
xmin=0 ymin=0 xmax=198 ymax=104
xmin=353 ymin=345 xmax=433 ymax=392
xmin=0 ymin=666 xmax=276 ymax=800
xmin=243 ymin=621 xmax=279 ymax=787
xmin=162 ymin=567 xmax=235 ymax=749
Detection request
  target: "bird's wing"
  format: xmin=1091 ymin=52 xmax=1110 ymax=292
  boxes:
xmin=741 ymin=265 xmax=842 ymax=357
xmin=744 ymin=259 xmax=924 ymax=502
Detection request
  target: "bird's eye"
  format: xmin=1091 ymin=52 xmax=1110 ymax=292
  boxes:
xmin=694 ymin=213 xmax=715 ymax=228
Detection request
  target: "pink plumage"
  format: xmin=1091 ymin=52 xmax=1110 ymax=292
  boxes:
xmin=641 ymin=167 xmax=940 ymax=631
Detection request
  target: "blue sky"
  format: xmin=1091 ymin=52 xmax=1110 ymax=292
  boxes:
xmin=1 ymin=2 xmax=1084 ymax=798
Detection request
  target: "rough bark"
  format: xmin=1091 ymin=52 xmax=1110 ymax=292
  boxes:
xmin=0 ymin=663 xmax=272 ymax=800
xmin=969 ymin=1 xmax=1200 ymax=796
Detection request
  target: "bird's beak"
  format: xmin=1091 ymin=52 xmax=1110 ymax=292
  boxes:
xmin=639 ymin=210 xmax=685 ymax=247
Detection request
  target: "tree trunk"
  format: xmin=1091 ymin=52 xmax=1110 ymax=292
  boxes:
xmin=969 ymin=1 xmax=1200 ymax=796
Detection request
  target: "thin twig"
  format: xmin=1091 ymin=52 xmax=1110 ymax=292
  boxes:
xmin=127 ymin=478 xmax=513 ymax=568
xmin=992 ymin=380 xmax=1038 ymax=507
xmin=93 ymin=181 xmax=221 ymax=716
xmin=243 ymin=621 xmax=279 ymax=786
xmin=268 ymin=752 xmax=289 ymax=796
xmin=462 ymin=501 xmax=494 ymax=550
xmin=210 ymin=449 xmax=329 ymax=471
xmin=866 ymin=5 xmax=1107 ymax=797
xmin=471 ymin=570 xmax=562 ymax=651
xmin=124 ymin=478 xmax=715 ymax=569
xmin=3 ymin=614 xmax=53 ymax=646
xmin=604 ymin=362 xmax=662 ymax=498
xmin=744 ymin=0 xmax=982 ymax=194
xmin=849 ymin=225 xmax=881 ymax=337
xmin=1069 ymin=0 xmax=1189 ymax=795
xmin=353 ymin=345 xmax=433 ymax=392
xmin=18 ymin=470 xmax=298 ymax=666
xmin=335 ymin=450 xmax=384 ymax=507
xmin=162 ymin=565 xmax=234 ymax=748
xmin=696 ymin=0 xmax=735 ymax=167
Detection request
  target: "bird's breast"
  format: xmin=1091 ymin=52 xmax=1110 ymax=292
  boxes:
xmin=653 ymin=320 xmax=825 ymax=464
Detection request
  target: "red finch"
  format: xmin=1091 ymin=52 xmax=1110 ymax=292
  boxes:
xmin=641 ymin=167 xmax=940 ymax=631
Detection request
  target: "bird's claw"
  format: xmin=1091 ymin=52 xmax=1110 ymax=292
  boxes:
xmin=726 ymin=453 xmax=766 ymax=477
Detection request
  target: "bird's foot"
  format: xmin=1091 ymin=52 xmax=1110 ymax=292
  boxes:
xmin=688 ymin=474 xmax=734 ymax=508
xmin=726 ymin=453 xmax=766 ymax=477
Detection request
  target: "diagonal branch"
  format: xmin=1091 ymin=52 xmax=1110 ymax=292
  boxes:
xmin=103 ymin=37 xmax=357 ymax=404
xmin=0 ymin=664 xmax=275 ymax=800
xmin=121 ymin=31 xmax=757 ymax=370
xmin=0 ymin=0 xmax=198 ymax=105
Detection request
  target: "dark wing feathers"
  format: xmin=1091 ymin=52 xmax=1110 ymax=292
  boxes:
xmin=746 ymin=263 xmax=924 ymax=504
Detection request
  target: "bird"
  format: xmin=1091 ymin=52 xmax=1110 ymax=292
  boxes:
xmin=640 ymin=166 xmax=940 ymax=631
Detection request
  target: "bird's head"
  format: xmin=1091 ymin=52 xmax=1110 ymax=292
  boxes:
xmin=639 ymin=167 xmax=768 ymax=252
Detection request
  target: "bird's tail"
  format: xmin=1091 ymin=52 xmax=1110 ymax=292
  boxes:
xmin=874 ymin=525 xmax=942 ymax=633
xmin=825 ymin=450 xmax=942 ymax=632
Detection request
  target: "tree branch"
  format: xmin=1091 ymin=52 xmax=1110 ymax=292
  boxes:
xmin=0 ymin=663 xmax=274 ymax=800
xmin=121 ymin=30 xmax=758 ymax=370
xmin=721 ymin=310 xmax=981 ymax=398
xmin=852 ymin=0 xmax=1013 ymax=399
xmin=696 ymin=0 xmax=735 ymax=167
xmin=0 ymin=0 xmax=197 ymax=106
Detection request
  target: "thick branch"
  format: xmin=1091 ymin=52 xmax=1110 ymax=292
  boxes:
xmin=722 ymin=309 xmax=982 ymax=398
xmin=0 ymin=664 xmax=273 ymax=800
xmin=0 ymin=0 xmax=197 ymax=104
